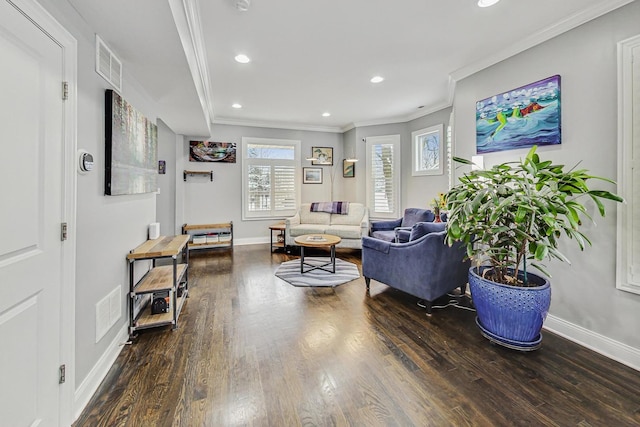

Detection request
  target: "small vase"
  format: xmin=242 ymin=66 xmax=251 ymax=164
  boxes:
xmin=434 ymin=208 xmax=441 ymax=222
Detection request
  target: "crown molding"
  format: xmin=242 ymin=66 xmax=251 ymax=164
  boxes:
xmin=168 ymin=0 xmax=213 ymax=135
xmin=451 ymin=0 xmax=636 ymax=82
xmin=212 ymin=116 xmax=344 ymax=133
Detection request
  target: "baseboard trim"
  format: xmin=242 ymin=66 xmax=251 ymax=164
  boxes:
xmin=544 ymin=314 xmax=640 ymax=372
xmin=73 ymin=324 xmax=129 ymax=421
xmin=234 ymin=237 xmax=269 ymax=246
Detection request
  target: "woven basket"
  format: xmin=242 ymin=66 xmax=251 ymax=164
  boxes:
xmin=469 ymin=266 xmax=551 ymax=343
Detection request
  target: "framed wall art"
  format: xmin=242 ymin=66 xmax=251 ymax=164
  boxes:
xmin=310 ymin=146 xmax=333 ymax=165
xmin=343 ymin=159 xmax=355 ymax=178
xmin=105 ymin=89 xmax=157 ymax=195
xmin=189 ymin=141 xmax=237 ymax=163
xmin=303 ymin=167 xmax=323 ymax=184
xmin=411 ymin=124 xmax=443 ymax=176
xmin=476 ymin=75 xmax=561 ymax=154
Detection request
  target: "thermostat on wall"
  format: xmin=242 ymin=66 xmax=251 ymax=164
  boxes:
xmin=78 ymin=150 xmax=94 ymax=173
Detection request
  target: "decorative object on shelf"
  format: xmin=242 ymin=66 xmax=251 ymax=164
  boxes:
xmin=445 ymin=145 xmax=623 ymax=350
xmin=476 ymin=75 xmax=561 ymax=154
xmin=105 ymin=89 xmax=157 ymax=195
xmin=183 ymin=170 xmax=213 ymax=181
xmin=343 ymin=159 xmax=355 ymax=178
xmin=189 ymin=140 xmax=236 ymax=163
xmin=303 ymin=167 xmax=322 ymax=184
xmin=309 ymin=146 xmax=333 ymax=165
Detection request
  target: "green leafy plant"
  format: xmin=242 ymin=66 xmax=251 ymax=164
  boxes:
xmin=445 ymin=146 xmax=623 ymax=286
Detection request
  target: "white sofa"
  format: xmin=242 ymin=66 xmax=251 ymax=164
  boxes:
xmin=285 ymin=202 xmax=369 ymax=249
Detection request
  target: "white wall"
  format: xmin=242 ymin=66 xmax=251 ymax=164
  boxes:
xmin=453 ymin=2 xmax=640 ymax=354
xmin=406 ymin=108 xmax=452 ymax=208
xmin=38 ymin=0 xmax=160 ymax=394
xmin=177 ymin=124 xmax=343 ymax=243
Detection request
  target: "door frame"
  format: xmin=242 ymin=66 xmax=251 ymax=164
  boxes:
xmin=8 ymin=0 xmax=78 ymax=424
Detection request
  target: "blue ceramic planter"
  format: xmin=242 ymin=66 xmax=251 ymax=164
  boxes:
xmin=469 ymin=266 xmax=551 ymax=347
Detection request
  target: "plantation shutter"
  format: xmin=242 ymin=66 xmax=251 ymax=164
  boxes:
xmin=247 ymin=165 xmax=271 ymax=212
xmin=242 ymin=137 xmax=300 ymax=219
xmin=629 ymin=44 xmax=640 ymax=285
xmin=617 ymin=37 xmax=640 ymax=294
xmin=366 ymin=135 xmax=401 ymax=218
xmin=274 ymin=165 xmax=296 ymax=211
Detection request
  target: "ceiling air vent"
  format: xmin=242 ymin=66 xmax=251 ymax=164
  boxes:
xmin=95 ymin=35 xmax=122 ymax=91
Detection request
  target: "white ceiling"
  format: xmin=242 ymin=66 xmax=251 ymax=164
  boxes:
xmin=65 ymin=0 xmax=636 ymax=136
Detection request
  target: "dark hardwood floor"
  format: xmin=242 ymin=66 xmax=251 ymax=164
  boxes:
xmin=74 ymin=244 xmax=640 ymax=426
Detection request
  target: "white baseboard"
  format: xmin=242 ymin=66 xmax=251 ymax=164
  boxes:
xmin=73 ymin=324 xmax=129 ymax=421
xmin=234 ymin=237 xmax=269 ymax=246
xmin=544 ymin=314 xmax=640 ymax=372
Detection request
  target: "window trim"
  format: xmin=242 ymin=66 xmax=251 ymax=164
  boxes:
xmin=411 ymin=124 xmax=444 ymax=176
xmin=366 ymin=134 xmax=401 ymax=219
xmin=616 ymin=34 xmax=640 ymax=294
xmin=241 ymin=137 xmax=300 ymax=221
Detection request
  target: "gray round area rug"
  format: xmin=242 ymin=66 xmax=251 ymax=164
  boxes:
xmin=275 ymin=257 xmax=360 ymax=287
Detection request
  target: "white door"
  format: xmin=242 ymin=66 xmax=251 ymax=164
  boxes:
xmin=0 ymin=0 xmax=66 ymax=425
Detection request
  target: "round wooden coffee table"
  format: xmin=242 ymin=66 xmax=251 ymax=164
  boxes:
xmin=294 ymin=234 xmax=342 ymax=274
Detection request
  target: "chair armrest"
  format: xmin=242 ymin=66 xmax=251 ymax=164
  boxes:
xmin=394 ymin=227 xmax=412 ymax=243
xmin=370 ymin=218 xmax=402 ymax=232
xmin=360 ymin=209 xmax=370 ymax=236
xmin=362 ymin=236 xmax=391 ymax=254
xmin=285 ymin=212 xmax=300 ymax=228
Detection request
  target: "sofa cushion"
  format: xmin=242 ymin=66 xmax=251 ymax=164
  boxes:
xmin=326 ymin=225 xmax=363 ymax=240
xmin=330 ymin=203 xmax=365 ymax=225
xmin=401 ymin=208 xmax=435 ymax=227
xmin=299 ymin=203 xmax=330 ymax=225
xmin=370 ymin=230 xmax=396 ymax=242
xmin=289 ymin=224 xmax=327 ymax=236
xmin=409 ymin=221 xmax=446 ymax=241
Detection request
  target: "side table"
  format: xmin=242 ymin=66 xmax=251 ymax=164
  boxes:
xmin=269 ymin=223 xmax=286 ymax=252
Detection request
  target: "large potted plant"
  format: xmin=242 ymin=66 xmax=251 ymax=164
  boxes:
xmin=445 ymin=146 xmax=623 ymax=350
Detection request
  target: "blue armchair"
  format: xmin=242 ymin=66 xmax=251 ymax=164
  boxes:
xmin=370 ymin=208 xmax=435 ymax=243
xmin=362 ymin=222 xmax=470 ymax=314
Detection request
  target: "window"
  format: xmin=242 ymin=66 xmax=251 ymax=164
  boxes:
xmin=242 ymin=137 xmax=300 ymax=220
xmin=411 ymin=124 xmax=444 ymax=176
xmin=617 ymin=34 xmax=640 ymax=294
xmin=366 ymin=134 xmax=401 ymax=218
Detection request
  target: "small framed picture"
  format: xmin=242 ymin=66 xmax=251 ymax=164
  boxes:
xmin=311 ymin=146 xmax=333 ymax=165
xmin=343 ymin=159 xmax=355 ymax=178
xmin=303 ymin=167 xmax=323 ymax=184
xmin=158 ymin=160 xmax=166 ymax=174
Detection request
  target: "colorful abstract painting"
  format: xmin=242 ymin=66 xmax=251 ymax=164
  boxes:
xmin=189 ymin=141 xmax=237 ymax=163
xmin=476 ymin=75 xmax=561 ymax=154
xmin=105 ymin=90 xmax=157 ymax=195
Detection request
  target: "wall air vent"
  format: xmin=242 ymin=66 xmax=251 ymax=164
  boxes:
xmin=95 ymin=35 xmax=122 ymax=91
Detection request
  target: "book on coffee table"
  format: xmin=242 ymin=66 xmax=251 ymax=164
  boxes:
xmin=306 ymin=236 xmax=327 ymax=242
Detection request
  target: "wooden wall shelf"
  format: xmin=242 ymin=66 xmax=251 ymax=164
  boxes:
xmin=183 ymin=170 xmax=213 ymax=181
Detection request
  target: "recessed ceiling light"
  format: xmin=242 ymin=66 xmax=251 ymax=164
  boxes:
xmin=322 ymin=112 xmax=331 ymax=117
xmin=234 ymin=54 xmax=251 ymax=64
xmin=370 ymin=76 xmax=384 ymax=83
xmin=477 ymin=0 xmax=500 ymax=7
xmin=232 ymin=103 xmax=242 ymax=109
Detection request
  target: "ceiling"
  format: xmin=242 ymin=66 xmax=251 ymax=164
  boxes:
xmin=65 ymin=0 xmax=635 ymax=136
